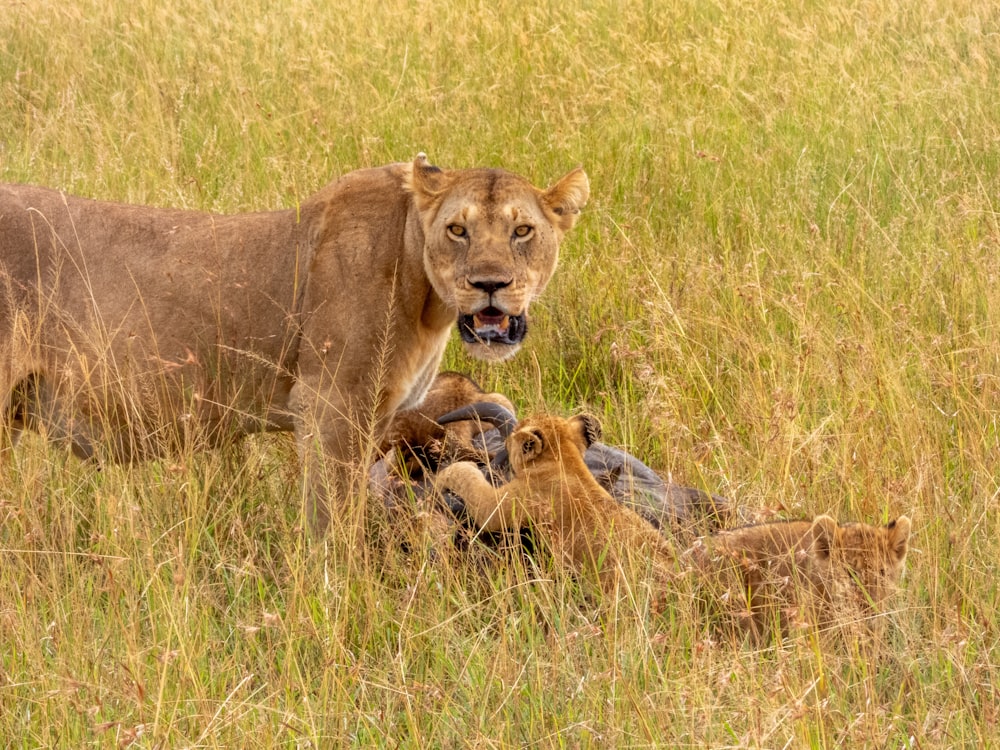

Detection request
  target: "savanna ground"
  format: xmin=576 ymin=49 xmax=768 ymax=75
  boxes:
xmin=2 ymin=0 xmax=999 ymax=746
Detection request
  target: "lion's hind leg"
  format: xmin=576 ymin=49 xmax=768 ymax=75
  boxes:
xmin=1 ymin=371 xmax=97 ymax=461
xmin=0 ymin=321 xmax=42 ymax=453
xmin=0 ymin=372 xmax=32 ymax=457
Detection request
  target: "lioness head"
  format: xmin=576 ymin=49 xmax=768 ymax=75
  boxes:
xmin=507 ymin=414 xmax=601 ymax=477
xmin=406 ymin=154 xmax=589 ymax=361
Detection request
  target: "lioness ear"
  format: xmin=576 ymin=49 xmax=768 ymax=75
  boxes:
xmin=405 ymin=153 xmax=446 ymax=212
xmin=807 ymin=515 xmax=839 ymax=561
xmin=540 ymin=166 xmax=589 ymax=233
xmin=569 ymin=414 xmax=602 ymax=449
xmin=887 ymin=516 xmax=911 ymax=562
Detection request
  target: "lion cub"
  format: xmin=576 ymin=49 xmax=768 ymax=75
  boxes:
xmin=685 ymin=514 xmax=911 ymax=641
xmin=436 ymin=414 xmax=675 ymax=593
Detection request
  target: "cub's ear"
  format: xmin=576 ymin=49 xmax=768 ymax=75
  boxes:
xmin=569 ymin=413 xmax=602 ymax=449
xmin=540 ymin=166 xmax=589 ymax=233
xmin=404 ymin=153 xmax=446 ymax=212
xmin=887 ymin=516 xmax=911 ymax=561
xmin=517 ymin=427 xmax=546 ymax=461
xmin=807 ymin=514 xmax=839 ymax=561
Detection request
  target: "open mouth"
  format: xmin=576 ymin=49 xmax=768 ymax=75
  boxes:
xmin=458 ymin=307 xmax=527 ymax=347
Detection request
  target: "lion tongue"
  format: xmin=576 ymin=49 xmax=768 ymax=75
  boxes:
xmin=474 ymin=311 xmax=510 ymax=332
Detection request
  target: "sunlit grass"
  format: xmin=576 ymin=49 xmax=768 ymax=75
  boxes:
xmin=2 ymin=0 xmax=1000 ymax=745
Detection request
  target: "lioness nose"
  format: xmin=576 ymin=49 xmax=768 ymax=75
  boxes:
xmin=469 ymin=278 xmax=513 ymax=295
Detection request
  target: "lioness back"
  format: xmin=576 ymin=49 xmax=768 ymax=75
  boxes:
xmin=0 ymin=182 xmax=314 ymax=458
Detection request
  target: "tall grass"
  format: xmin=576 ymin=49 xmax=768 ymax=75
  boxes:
xmin=2 ymin=0 xmax=1000 ymax=745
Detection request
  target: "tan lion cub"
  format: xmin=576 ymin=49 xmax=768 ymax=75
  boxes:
xmin=685 ymin=514 xmax=911 ymax=641
xmin=436 ymin=414 xmax=675 ymax=593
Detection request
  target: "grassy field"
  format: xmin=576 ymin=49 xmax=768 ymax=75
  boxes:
xmin=2 ymin=0 xmax=1000 ymax=746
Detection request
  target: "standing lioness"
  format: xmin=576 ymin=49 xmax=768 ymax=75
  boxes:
xmin=0 ymin=155 xmax=588 ymax=531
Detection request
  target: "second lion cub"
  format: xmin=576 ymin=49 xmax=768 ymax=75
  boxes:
xmin=685 ymin=514 xmax=911 ymax=641
xmin=436 ymin=414 xmax=675 ymax=593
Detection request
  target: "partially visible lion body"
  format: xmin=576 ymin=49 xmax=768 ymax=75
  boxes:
xmin=0 ymin=156 xmax=588 ymax=530
xmin=369 ymin=371 xmax=515 ymax=515
xmin=437 ymin=414 xmax=675 ymax=593
xmin=379 ymin=371 xmax=515 ymax=470
xmin=685 ymin=515 xmax=911 ymax=641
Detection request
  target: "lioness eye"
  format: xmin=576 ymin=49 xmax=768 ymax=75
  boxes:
xmin=513 ymin=225 xmax=533 ymax=238
xmin=447 ymin=224 xmax=466 ymax=238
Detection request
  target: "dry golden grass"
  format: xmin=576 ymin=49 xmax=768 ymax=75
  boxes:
xmin=2 ymin=0 xmax=1000 ymax=746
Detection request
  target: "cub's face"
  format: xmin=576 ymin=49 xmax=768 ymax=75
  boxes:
xmin=507 ymin=414 xmax=600 ymax=478
xmin=407 ymin=155 xmax=589 ymax=362
xmin=833 ymin=517 xmax=912 ymax=607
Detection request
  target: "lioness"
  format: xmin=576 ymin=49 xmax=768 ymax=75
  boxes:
xmin=685 ymin=515 xmax=911 ymax=641
xmin=0 ymin=155 xmax=588 ymax=531
xmin=436 ymin=413 xmax=676 ymax=594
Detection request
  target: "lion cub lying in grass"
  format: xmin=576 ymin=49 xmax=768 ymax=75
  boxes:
xmin=436 ymin=411 xmax=911 ymax=640
xmin=436 ymin=413 xmax=676 ymax=594
xmin=685 ymin=514 xmax=911 ymax=642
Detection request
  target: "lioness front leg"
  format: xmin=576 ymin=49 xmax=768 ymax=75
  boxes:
xmin=290 ymin=383 xmax=385 ymax=535
xmin=437 ymin=461 xmax=525 ymax=534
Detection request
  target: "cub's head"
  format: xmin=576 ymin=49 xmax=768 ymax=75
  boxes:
xmin=405 ymin=154 xmax=589 ymax=362
xmin=507 ymin=414 xmax=601 ymax=478
xmin=809 ymin=515 xmax=912 ymax=608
